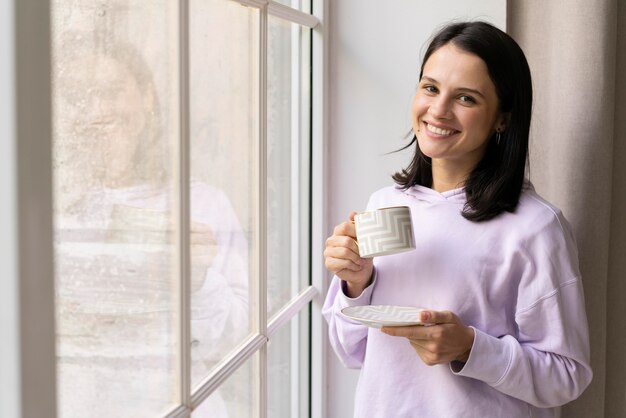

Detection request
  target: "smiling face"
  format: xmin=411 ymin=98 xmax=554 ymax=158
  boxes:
xmin=55 ymin=49 xmax=163 ymax=190
xmin=412 ymin=43 xmax=507 ymax=188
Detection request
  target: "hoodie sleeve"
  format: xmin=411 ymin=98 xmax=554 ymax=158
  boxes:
xmin=322 ymin=273 xmax=377 ymax=369
xmin=451 ymin=209 xmax=593 ymax=407
xmin=322 ymin=192 xmax=385 ymax=369
xmin=189 ymin=183 xmax=249 ymax=366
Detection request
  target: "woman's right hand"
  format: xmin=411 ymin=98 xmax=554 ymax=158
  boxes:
xmin=324 ymin=212 xmax=374 ymax=298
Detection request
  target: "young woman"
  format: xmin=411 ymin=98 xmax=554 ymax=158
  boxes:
xmin=322 ymin=21 xmax=592 ymax=417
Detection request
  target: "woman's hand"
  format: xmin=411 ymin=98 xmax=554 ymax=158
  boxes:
xmin=381 ymin=310 xmax=475 ymax=365
xmin=324 ymin=212 xmax=374 ymax=298
xmin=190 ymin=221 xmax=218 ymax=291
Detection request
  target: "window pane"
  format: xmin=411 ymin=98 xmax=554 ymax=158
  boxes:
xmin=268 ymin=311 xmax=311 ymax=418
xmin=51 ymin=1 xmax=180 ymax=417
xmin=189 ymin=0 xmax=259 ymax=388
xmin=194 ymin=355 xmax=257 ymax=418
xmin=267 ymin=17 xmax=312 ymax=317
xmin=271 ymin=0 xmax=311 ymax=13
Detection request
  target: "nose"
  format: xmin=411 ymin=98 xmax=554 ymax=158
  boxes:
xmin=428 ymin=95 xmax=453 ymax=119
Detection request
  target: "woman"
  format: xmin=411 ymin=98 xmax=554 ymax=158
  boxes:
xmin=322 ymin=21 xmax=592 ymax=417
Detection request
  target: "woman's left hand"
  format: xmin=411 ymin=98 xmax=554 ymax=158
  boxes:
xmin=381 ymin=310 xmax=475 ymax=366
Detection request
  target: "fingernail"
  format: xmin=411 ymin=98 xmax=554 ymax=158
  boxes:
xmin=420 ymin=311 xmax=430 ymax=322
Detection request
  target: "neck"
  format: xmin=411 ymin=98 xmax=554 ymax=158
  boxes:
xmin=431 ymin=159 xmax=474 ymax=193
xmin=102 ymin=170 xmax=136 ymax=189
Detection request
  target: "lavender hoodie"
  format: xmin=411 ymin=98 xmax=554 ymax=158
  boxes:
xmin=323 ymin=183 xmax=592 ymax=418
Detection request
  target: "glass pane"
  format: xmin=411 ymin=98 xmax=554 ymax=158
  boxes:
xmin=267 ymin=17 xmax=312 ymax=317
xmin=189 ymin=0 xmax=259 ymax=388
xmin=51 ymin=1 xmax=180 ymax=417
xmin=271 ymin=0 xmax=311 ymax=13
xmin=268 ymin=310 xmax=311 ymax=418
xmin=194 ymin=355 xmax=257 ymax=418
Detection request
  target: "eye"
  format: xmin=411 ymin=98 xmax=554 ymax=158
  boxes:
xmin=458 ymin=95 xmax=476 ymax=104
xmin=422 ymin=84 xmax=438 ymax=94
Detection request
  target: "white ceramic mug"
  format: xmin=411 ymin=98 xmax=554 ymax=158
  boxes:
xmin=354 ymin=206 xmax=415 ymax=258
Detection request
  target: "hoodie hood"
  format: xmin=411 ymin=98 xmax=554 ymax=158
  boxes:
xmin=396 ymin=179 xmax=534 ymax=206
xmin=396 ymin=183 xmax=467 ymax=204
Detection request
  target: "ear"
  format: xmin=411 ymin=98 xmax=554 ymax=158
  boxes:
xmin=496 ymin=112 xmax=511 ymax=132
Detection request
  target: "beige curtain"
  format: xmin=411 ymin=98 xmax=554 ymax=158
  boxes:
xmin=508 ymin=0 xmax=625 ymax=416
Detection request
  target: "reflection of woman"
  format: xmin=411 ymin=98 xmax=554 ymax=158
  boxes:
xmin=53 ymin=40 xmax=164 ymax=201
xmin=54 ymin=35 xmax=247 ymax=418
xmin=323 ymin=22 xmax=592 ymax=417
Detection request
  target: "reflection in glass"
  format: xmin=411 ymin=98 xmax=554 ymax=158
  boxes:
xmin=52 ymin=0 xmax=312 ymax=416
xmin=195 ymin=355 xmax=257 ymax=418
xmin=271 ymin=0 xmax=312 ymax=12
xmin=268 ymin=311 xmax=311 ymax=417
xmin=189 ymin=0 xmax=258 ymax=393
xmin=267 ymin=17 xmax=312 ymax=317
xmin=51 ymin=2 xmax=181 ymax=416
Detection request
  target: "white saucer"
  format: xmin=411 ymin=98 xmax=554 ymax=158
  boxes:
xmin=341 ymin=305 xmax=426 ymax=328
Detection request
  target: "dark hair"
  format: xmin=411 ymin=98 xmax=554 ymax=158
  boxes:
xmin=392 ymin=21 xmax=532 ymax=222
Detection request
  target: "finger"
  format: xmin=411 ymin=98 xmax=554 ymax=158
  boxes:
xmin=190 ymin=231 xmax=215 ymax=245
xmin=409 ymin=338 xmax=432 ymax=351
xmin=190 ymin=220 xmax=212 ymax=233
xmin=326 ymin=235 xmax=360 ymax=256
xmin=324 ymin=243 xmax=364 ymax=267
xmin=349 ymin=211 xmax=358 ymax=222
xmin=324 ymin=256 xmax=364 ymax=274
xmin=333 ymin=220 xmax=357 ymax=239
xmin=409 ymin=341 xmax=443 ymax=366
xmin=380 ymin=325 xmax=430 ymax=339
xmin=420 ymin=310 xmax=458 ymax=325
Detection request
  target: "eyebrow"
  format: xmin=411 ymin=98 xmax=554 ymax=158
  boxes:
xmin=420 ymin=76 xmax=486 ymax=99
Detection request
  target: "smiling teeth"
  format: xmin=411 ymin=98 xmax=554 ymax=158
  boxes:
xmin=426 ymin=124 xmax=455 ymax=136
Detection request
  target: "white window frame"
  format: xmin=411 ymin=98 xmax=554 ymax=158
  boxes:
xmin=1 ymin=0 xmax=330 ymax=417
xmin=309 ymin=1 xmax=330 ymax=418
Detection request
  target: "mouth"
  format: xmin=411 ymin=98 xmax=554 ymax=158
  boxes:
xmin=423 ymin=121 xmax=460 ymax=137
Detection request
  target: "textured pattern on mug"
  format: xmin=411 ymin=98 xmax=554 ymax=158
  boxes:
xmin=356 ymin=207 xmax=415 ymax=257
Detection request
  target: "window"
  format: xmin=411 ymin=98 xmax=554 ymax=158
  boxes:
xmin=50 ymin=0 xmax=321 ymax=417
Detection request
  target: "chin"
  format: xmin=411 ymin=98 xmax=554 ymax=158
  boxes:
xmin=416 ymin=138 xmax=446 ymax=158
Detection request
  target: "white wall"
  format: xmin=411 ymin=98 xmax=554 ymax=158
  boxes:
xmin=325 ymin=1 xmax=506 ymax=416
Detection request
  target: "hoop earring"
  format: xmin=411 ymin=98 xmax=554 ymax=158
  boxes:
xmin=496 ymin=131 xmax=502 ymax=145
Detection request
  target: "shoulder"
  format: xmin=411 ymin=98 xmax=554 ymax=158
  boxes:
xmin=514 ymin=185 xmax=574 ymax=240
xmin=490 ymin=183 xmax=579 ymax=269
xmin=509 ymin=186 xmax=582 ymax=306
xmin=189 ymin=179 xmax=239 ymax=226
xmin=190 ymin=179 xmax=225 ymax=197
xmin=190 ymin=179 xmax=233 ymax=206
xmin=509 ymin=185 xmax=580 ymax=276
xmin=367 ymin=185 xmax=407 ymax=208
